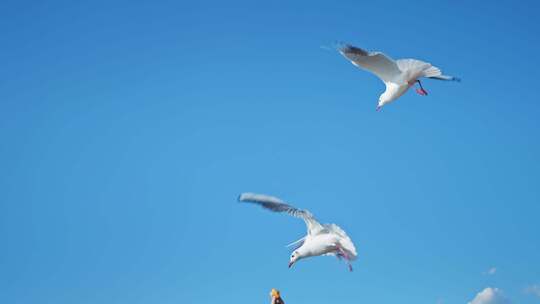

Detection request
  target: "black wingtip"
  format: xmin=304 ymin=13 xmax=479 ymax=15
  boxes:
xmin=332 ymin=41 xmax=355 ymax=52
xmin=334 ymin=41 xmax=348 ymax=50
xmin=340 ymin=43 xmax=368 ymax=56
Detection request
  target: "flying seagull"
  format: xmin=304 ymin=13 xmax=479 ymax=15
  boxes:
xmin=338 ymin=43 xmax=460 ymax=110
xmin=238 ymin=192 xmax=357 ymax=271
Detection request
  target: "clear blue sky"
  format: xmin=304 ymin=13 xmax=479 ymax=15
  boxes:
xmin=1 ymin=1 xmax=539 ymax=303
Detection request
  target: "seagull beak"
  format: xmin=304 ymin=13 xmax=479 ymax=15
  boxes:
xmin=288 ymin=261 xmax=294 ymax=268
xmin=376 ymin=105 xmax=382 ymax=111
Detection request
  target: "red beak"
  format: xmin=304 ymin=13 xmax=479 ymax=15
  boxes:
xmin=288 ymin=261 xmax=294 ymax=268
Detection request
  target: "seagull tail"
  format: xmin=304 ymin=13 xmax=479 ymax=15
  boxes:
xmin=429 ymin=74 xmax=462 ymax=82
xmin=423 ymin=65 xmax=461 ymax=82
xmin=397 ymin=59 xmax=461 ymax=82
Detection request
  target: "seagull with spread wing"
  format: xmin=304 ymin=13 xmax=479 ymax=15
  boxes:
xmin=338 ymin=43 xmax=460 ymax=111
xmin=238 ymin=193 xmax=357 ymax=271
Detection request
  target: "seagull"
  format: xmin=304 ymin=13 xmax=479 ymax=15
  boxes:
xmin=238 ymin=192 xmax=357 ymax=271
xmin=338 ymin=43 xmax=460 ymax=111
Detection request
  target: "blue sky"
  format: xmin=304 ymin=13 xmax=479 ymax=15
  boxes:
xmin=1 ymin=1 xmax=539 ymax=303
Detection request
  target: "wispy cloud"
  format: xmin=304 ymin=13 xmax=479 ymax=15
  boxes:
xmin=483 ymin=267 xmax=497 ymax=275
xmin=525 ymin=284 xmax=540 ymax=297
xmin=468 ymin=287 xmax=509 ymax=304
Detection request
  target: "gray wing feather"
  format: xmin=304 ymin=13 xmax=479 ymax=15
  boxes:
xmin=339 ymin=44 xmax=402 ymax=82
xmin=238 ymin=193 xmax=323 ymax=235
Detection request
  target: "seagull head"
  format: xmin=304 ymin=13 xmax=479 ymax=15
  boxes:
xmin=377 ymin=89 xmax=396 ymax=110
xmin=288 ymin=250 xmax=301 ymax=268
xmin=376 ymin=99 xmax=386 ymax=111
xmin=377 ymin=95 xmax=390 ymax=111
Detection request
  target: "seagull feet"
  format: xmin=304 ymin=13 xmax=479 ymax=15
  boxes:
xmin=336 ymin=246 xmax=353 ymax=272
xmin=415 ymin=88 xmax=428 ymax=96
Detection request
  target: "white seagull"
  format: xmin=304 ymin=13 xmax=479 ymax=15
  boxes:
xmin=338 ymin=43 xmax=460 ymax=111
xmin=238 ymin=192 xmax=357 ymax=271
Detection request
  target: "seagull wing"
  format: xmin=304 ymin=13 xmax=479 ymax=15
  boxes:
xmin=238 ymin=193 xmax=324 ymax=235
xmin=286 ymin=236 xmax=306 ymax=251
xmin=339 ymin=44 xmax=402 ymax=83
